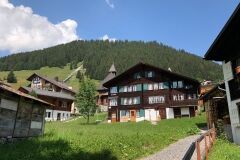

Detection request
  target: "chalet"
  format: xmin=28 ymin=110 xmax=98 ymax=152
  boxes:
xmin=204 ymin=3 xmax=240 ymax=144
xmin=103 ymin=62 xmax=200 ymax=123
xmin=0 ymin=82 xmax=52 ymax=138
xmin=19 ymin=73 xmax=76 ymax=121
xmin=96 ymin=64 xmax=117 ymax=111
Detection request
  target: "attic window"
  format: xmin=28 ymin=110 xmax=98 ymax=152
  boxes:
xmin=134 ymin=72 xmax=141 ymax=79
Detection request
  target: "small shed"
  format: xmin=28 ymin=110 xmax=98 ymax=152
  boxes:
xmin=0 ymin=83 xmax=52 ymax=138
xmin=199 ymin=83 xmax=232 ymax=140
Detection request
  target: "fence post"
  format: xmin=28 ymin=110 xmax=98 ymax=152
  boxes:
xmin=205 ymin=135 xmax=208 ymax=160
xmin=196 ymin=140 xmax=201 ymax=160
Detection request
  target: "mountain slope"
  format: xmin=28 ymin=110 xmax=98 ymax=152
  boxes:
xmin=0 ymin=40 xmax=223 ymax=81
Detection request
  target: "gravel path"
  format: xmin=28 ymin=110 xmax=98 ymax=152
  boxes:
xmin=140 ymin=135 xmax=200 ymax=160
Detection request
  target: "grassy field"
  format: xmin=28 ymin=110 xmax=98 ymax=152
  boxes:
xmin=0 ymin=63 xmax=99 ymax=91
xmin=209 ymin=139 xmax=240 ymax=160
xmin=0 ymin=114 xmax=206 ymax=160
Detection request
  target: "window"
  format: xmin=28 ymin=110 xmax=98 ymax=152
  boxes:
xmin=173 ymin=94 xmax=185 ymax=101
xmin=148 ymin=96 xmax=165 ymax=104
xmin=163 ymin=82 xmax=169 ymax=89
xmin=62 ymin=101 xmax=67 ymax=108
xmin=185 ymin=84 xmax=193 ymax=89
xmin=110 ymin=86 xmax=118 ymax=94
xmin=143 ymin=84 xmax=148 ymax=91
xmin=123 ymin=86 xmax=128 ymax=92
xmin=153 ymin=83 xmax=158 ymax=90
xmin=119 ymin=86 xmax=124 ymax=93
xmin=46 ymin=112 xmax=51 ymax=118
xmin=128 ymin=86 xmax=132 ymax=92
xmin=136 ymin=110 xmax=140 ymax=117
xmin=172 ymin=81 xmax=178 ymax=89
xmin=134 ymin=72 xmax=141 ymax=79
xmin=33 ymin=77 xmax=41 ymax=84
xmin=145 ymin=71 xmax=154 ymax=78
xmin=110 ymin=98 xmax=118 ymax=106
xmin=132 ymin=85 xmax=137 ymax=92
xmin=121 ymin=97 xmax=140 ymax=105
xmin=136 ymin=84 xmax=142 ymax=91
xmin=63 ymin=113 xmax=65 ymax=117
xmin=148 ymin=84 xmax=153 ymax=90
xmin=178 ymin=81 xmax=183 ymax=88
xmin=159 ymin=83 xmax=164 ymax=89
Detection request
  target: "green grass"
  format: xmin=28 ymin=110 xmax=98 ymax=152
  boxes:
xmin=0 ymin=63 xmax=99 ymax=91
xmin=0 ymin=114 xmax=206 ymax=160
xmin=209 ymin=139 xmax=240 ymax=160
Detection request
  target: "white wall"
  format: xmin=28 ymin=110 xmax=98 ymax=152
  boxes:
xmin=136 ymin=117 xmax=144 ymax=122
xmin=223 ymin=61 xmax=240 ymax=144
xmin=166 ymin=108 xmax=174 ymax=119
xmin=145 ymin=109 xmax=159 ymax=121
xmin=45 ymin=109 xmax=71 ymax=121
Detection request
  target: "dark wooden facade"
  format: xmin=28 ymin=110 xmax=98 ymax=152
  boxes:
xmin=103 ymin=62 xmax=200 ymax=122
xmin=0 ymin=83 xmax=51 ymax=138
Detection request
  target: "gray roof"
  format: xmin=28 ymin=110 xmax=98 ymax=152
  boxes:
xmin=97 ymin=72 xmax=116 ymax=91
xmin=21 ymin=86 xmax=75 ymax=101
xmin=98 ymin=63 xmax=117 ymax=91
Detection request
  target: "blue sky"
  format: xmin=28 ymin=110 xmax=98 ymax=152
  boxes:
xmin=1 ymin=0 xmax=239 ymax=57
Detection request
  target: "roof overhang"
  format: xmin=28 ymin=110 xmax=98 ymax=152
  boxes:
xmin=204 ymin=3 xmax=240 ymax=61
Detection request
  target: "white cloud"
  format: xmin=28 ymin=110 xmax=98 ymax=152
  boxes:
xmin=101 ymin=34 xmax=116 ymax=42
xmin=0 ymin=0 xmax=78 ymax=53
xmin=105 ymin=0 xmax=114 ymax=9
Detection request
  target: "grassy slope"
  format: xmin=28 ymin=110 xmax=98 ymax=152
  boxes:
xmin=0 ymin=114 xmax=206 ymax=160
xmin=0 ymin=63 xmax=99 ymax=91
xmin=209 ymin=139 xmax=240 ymax=160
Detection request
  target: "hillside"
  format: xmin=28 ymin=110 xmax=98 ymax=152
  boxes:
xmin=0 ymin=63 xmax=98 ymax=90
xmin=0 ymin=40 xmax=223 ymax=81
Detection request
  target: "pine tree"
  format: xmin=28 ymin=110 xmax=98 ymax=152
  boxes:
xmin=76 ymin=77 xmax=97 ymax=123
xmin=76 ymin=70 xmax=83 ymax=81
xmin=7 ymin=70 xmax=17 ymax=83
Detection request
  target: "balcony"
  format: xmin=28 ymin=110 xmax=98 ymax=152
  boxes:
xmin=170 ymin=99 xmax=198 ymax=107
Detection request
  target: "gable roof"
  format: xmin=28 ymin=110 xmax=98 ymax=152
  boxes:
xmin=204 ymin=3 xmax=240 ymax=61
xmin=103 ymin=62 xmax=199 ymax=88
xmin=0 ymin=84 xmax=53 ymax=107
xmin=109 ymin=63 xmax=116 ymax=73
xmin=26 ymin=73 xmax=76 ymax=94
xmin=20 ymin=86 xmax=75 ymax=101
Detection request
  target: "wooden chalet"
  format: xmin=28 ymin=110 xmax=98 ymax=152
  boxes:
xmin=204 ymin=3 xmax=240 ymax=144
xmin=103 ymin=62 xmax=200 ymax=123
xmin=96 ymin=64 xmax=117 ymax=111
xmin=19 ymin=73 xmax=76 ymax=121
xmin=0 ymin=82 xmax=52 ymax=138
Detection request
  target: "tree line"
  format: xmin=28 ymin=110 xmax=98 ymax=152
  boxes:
xmin=0 ymin=40 xmax=223 ymax=81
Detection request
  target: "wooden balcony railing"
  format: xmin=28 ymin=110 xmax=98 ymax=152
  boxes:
xmin=171 ymin=99 xmax=198 ymax=107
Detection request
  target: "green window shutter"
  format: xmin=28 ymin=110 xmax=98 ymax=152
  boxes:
xmin=143 ymin=84 xmax=148 ymax=91
xmin=137 ymin=97 xmax=140 ymax=104
xmin=137 ymin=84 xmax=142 ymax=91
xmin=140 ymin=109 xmax=145 ymax=117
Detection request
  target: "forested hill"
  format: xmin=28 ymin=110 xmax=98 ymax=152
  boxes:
xmin=0 ymin=40 xmax=222 ymax=81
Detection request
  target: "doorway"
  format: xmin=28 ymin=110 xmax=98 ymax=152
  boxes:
xmin=130 ymin=110 xmax=136 ymax=122
xmin=57 ymin=113 xmax=61 ymax=121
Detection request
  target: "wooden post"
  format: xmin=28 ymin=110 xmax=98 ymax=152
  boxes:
xmin=205 ymin=135 xmax=208 ymax=160
xmin=196 ymin=140 xmax=201 ymax=160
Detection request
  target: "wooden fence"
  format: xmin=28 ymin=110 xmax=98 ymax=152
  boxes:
xmin=182 ymin=128 xmax=216 ymax=160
